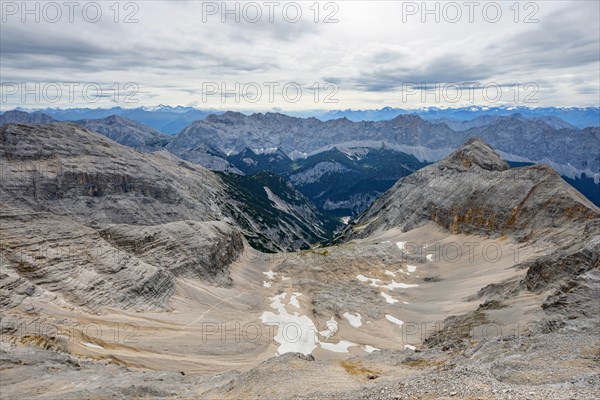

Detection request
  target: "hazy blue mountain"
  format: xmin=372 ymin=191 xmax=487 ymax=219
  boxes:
xmin=320 ymin=106 xmax=599 ymax=128
xmin=16 ymin=105 xmax=599 ymax=133
xmin=26 ymin=106 xmax=222 ymax=134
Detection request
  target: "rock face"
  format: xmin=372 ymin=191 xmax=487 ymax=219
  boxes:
xmin=97 ymin=220 xmax=244 ymax=285
xmin=341 ymin=138 xmax=598 ymax=241
xmin=0 ymin=210 xmax=178 ymax=311
xmin=0 ymin=110 xmax=56 ymax=125
xmin=0 ymin=123 xmax=224 ymax=225
xmin=172 ymin=112 xmax=456 ymax=162
xmin=74 ymin=115 xmax=171 ymax=151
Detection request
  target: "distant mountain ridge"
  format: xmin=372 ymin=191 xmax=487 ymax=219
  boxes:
xmin=10 ymin=105 xmax=221 ymax=134
xmin=8 ymin=105 xmax=598 ymax=133
xmin=320 ymin=106 xmax=600 ymax=129
xmin=173 ymin=111 xmax=599 ymax=184
xmin=0 ymin=110 xmax=56 ymax=125
xmin=5 ymin=110 xmax=598 ymax=208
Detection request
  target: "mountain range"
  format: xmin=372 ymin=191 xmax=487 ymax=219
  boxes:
xmin=2 ymin=109 xmax=598 ymax=214
xmin=163 ymin=111 xmax=600 ymax=210
xmin=173 ymin=111 xmax=599 ymax=181
xmin=7 ymin=106 xmax=219 ymax=134
xmin=321 ymin=106 xmax=600 ymax=129
xmin=7 ymin=105 xmax=598 ymax=132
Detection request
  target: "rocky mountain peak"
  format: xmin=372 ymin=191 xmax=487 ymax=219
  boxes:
xmin=103 ymin=114 xmax=127 ymax=123
xmin=204 ymin=111 xmax=243 ymax=124
xmin=439 ymin=137 xmax=509 ymax=172
xmin=341 ymin=138 xmax=597 ymax=241
xmin=390 ymin=113 xmax=426 ymax=125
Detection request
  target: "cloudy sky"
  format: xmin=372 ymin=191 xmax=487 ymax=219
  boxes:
xmin=1 ymin=1 xmax=599 ymax=111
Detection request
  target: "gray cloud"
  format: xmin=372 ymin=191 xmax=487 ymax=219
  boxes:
xmin=1 ymin=1 xmax=598 ymax=109
xmin=346 ymin=57 xmax=491 ymax=92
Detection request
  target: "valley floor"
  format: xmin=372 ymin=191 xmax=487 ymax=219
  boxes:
xmin=1 ymin=224 xmax=598 ymax=399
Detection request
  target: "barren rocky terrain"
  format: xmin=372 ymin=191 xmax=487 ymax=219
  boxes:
xmin=1 ymin=125 xmax=598 ymax=399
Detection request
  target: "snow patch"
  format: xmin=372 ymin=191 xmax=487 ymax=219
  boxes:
xmin=82 ymin=342 xmax=103 ymax=350
xmin=252 ymin=147 xmax=278 ymax=155
xmin=319 ymin=317 xmax=338 ymax=339
xmin=356 ymin=274 xmax=382 ymax=286
xmin=381 ymin=280 xmax=419 ymax=290
xmin=343 ymin=312 xmax=363 ymax=328
xmin=385 ymin=315 xmax=405 ymax=327
xmin=320 ymin=340 xmax=357 ymax=353
xmin=263 ymin=270 xmax=276 ymax=280
xmin=289 ymin=292 xmax=302 ymax=308
xmin=407 ymin=265 xmax=417 ymax=273
xmin=362 ymin=345 xmax=381 ymax=353
xmin=381 ymin=292 xmax=399 ymax=304
xmin=261 ymin=293 xmax=319 ymax=356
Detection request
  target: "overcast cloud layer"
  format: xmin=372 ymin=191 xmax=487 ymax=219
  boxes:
xmin=1 ymin=1 xmax=599 ymax=110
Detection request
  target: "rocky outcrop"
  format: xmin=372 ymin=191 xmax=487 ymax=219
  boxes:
xmin=338 ymin=138 xmax=599 ymax=362
xmin=97 ymin=220 xmax=244 ymax=285
xmin=0 ymin=211 xmax=176 ymax=311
